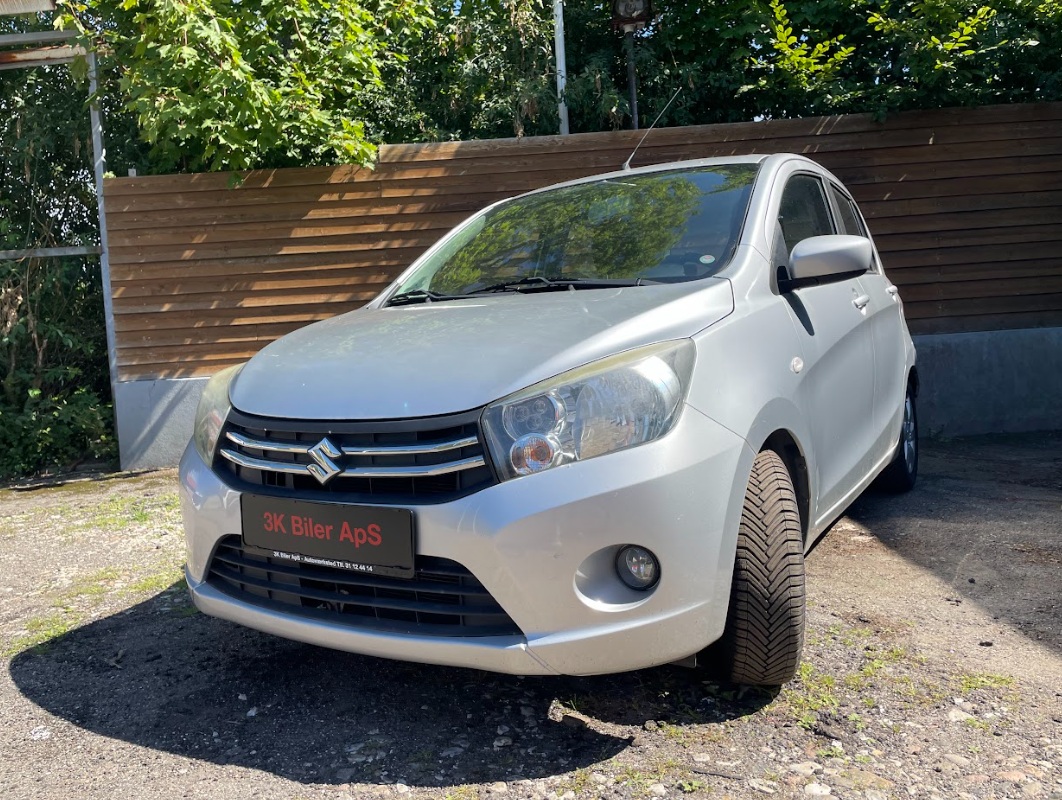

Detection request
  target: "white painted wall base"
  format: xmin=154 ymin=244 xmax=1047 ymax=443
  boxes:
xmin=113 ymin=326 xmax=1062 ymax=471
xmin=116 ymin=377 xmax=208 ymax=471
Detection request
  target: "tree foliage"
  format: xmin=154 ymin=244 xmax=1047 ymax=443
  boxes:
xmin=58 ymin=0 xmax=436 ymax=171
xmin=0 ymin=40 xmax=116 ymax=479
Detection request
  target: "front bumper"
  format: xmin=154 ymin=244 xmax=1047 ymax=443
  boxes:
xmin=180 ymin=405 xmax=752 ymax=676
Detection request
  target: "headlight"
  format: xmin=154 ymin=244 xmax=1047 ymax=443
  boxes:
xmin=482 ymin=340 xmax=695 ymax=480
xmin=192 ymin=364 xmax=243 ymax=464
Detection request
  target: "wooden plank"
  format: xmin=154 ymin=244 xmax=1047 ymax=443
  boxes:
xmin=112 ymin=302 xmax=366 ymax=332
xmin=113 ymin=287 xmax=385 ymax=314
xmin=113 ymin=269 xmax=399 ymax=299
xmin=109 ymin=249 xmax=426 ymax=281
xmin=117 ymin=342 xmax=277 ymax=366
xmin=808 ymin=137 xmax=1062 ymax=170
xmin=103 ymin=182 xmax=514 ymax=215
xmin=119 ymin=360 xmax=250 ymax=381
xmin=108 ymin=231 xmax=445 ymax=265
xmin=379 ymin=122 xmax=1062 ymax=177
xmin=106 ymin=197 xmax=491 ymax=231
xmin=115 ymin=321 xmax=310 ymax=348
xmin=908 ymin=309 xmax=1062 ymax=335
xmin=830 ymin=154 xmax=1062 ymax=187
xmin=875 ymin=225 xmax=1062 ymax=253
xmin=899 ymin=275 xmax=1062 ymax=302
xmin=869 ymin=206 xmax=1062 ymax=236
xmin=888 ymin=259 xmax=1062 ymax=285
xmin=884 ymin=240 xmax=1062 ymax=269
xmin=108 ymin=212 xmax=469 ymax=249
xmin=105 ymin=164 xmax=370 ymax=196
xmin=849 ymin=171 xmax=1062 ymax=203
xmin=378 ymin=103 xmax=1062 ymax=163
xmin=864 ymin=192 xmax=1062 ymax=220
xmin=903 ymin=292 xmax=1062 ymax=319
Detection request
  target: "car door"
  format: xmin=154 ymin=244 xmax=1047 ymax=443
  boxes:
xmin=774 ymin=172 xmax=878 ymax=524
xmin=827 ymin=183 xmax=907 ymax=463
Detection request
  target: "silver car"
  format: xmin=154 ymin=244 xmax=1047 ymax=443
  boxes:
xmin=179 ymin=153 xmax=917 ymax=686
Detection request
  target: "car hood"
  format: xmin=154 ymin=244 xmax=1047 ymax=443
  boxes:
xmin=229 ymin=279 xmax=733 ymax=419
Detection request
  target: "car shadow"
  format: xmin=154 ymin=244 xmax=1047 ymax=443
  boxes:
xmin=839 ymin=432 xmax=1062 ymax=656
xmin=8 ymin=592 xmax=772 ymax=787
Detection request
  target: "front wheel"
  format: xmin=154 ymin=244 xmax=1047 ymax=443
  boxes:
xmin=876 ymin=382 xmax=918 ymax=493
xmin=711 ymin=449 xmax=806 ymax=687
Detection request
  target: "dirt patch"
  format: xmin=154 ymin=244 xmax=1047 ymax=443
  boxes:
xmin=1 ymin=434 xmax=1060 ymax=800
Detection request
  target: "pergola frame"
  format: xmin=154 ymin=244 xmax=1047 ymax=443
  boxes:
xmin=0 ymin=24 xmax=119 ymax=414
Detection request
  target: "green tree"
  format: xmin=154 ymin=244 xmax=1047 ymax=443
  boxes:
xmin=363 ymin=0 xmax=562 ymax=143
xmin=58 ymin=0 xmax=436 ymax=172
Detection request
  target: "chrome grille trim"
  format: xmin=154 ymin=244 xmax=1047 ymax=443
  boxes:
xmin=225 ymin=430 xmax=312 ymax=455
xmin=225 ymin=429 xmax=479 ymax=457
xmin=341 ymin=436 xmax=479 ymax=456
xmin=215 ymin=408 xmax=497 ymax=502
xmin=219 ymin=447 xmax=486 ymax=478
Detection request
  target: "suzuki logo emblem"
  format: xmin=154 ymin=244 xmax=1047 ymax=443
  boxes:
xmin=306 ymin=437 xmax=342 ymax=484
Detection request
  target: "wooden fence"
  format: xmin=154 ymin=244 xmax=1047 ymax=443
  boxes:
xmin=103 ymin=101 xmax=1062 ymax=382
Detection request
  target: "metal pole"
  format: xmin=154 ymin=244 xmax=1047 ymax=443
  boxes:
xmin=625 ymin=28 xmax=639 ymax=130
xmin=553 ymin=0 xmax=570 ymax=135
xmin=87 ymin=50 xmax=120 ymax=418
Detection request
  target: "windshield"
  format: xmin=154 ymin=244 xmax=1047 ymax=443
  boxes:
xmin=391 ymin=164 xmax=759 ymax=298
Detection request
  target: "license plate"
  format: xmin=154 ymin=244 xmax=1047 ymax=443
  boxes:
xmin=241 ymin=495 xmax=414 ymax=578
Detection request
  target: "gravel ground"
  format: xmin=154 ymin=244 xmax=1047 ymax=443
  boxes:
xmin=1 ymin=433 xmax=1060 ymax=800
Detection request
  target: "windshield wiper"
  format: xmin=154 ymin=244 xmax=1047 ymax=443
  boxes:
xmin=465 ymin=276 xmax=660 ymax=295
xmin=387 ymin=289 xmax=466 ymax=306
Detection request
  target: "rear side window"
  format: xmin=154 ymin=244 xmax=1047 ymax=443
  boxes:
xmin=829 ymin=184 xmax=868 ymax=237
xmin=778 ymin=174 xmax=835 ymax=254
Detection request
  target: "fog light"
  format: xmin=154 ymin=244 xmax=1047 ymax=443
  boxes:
xmin=616 ymin=545 xmax=659 ymax=590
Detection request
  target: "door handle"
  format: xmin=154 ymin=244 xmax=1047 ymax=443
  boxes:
xmin=853 ymin=294 xmax=871 ymax=310
xmin=886 ymin=286 xmax=901 ymax=301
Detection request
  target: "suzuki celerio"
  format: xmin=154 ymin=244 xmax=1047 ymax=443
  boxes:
xmin=180 ymin=153 xmax=918 ymax=686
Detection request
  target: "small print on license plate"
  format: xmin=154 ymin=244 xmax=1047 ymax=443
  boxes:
xmin=241 ymin=495 xmax=414 ymax=578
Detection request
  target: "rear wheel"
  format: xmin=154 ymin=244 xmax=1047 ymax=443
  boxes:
xmin=713 ymin=449 xmax=805 ymax=687
xmin=877 ymin=382 xmax=918 ymax=493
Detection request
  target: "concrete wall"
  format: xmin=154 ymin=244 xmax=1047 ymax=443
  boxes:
xmin=914 ymin=326 xmax=1062 ymax=438
xmin=115 ymin=326 xmax=1062 ymax=470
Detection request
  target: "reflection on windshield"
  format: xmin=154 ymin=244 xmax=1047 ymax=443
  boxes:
xmin=396 ymin=164 xmax=759 ymax=297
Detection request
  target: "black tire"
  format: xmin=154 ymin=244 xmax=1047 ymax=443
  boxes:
xmin=714 ymin=449 xmax=806 ymax=687
xmin=876 ymin=382 xmax=918 ymax=493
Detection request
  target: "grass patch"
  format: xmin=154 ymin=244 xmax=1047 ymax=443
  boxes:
xmin=678 ymin=779 xmax=707 ymax=793
xmin=958 ymin=673 xmax=1014 ymax=693
xmin=126 ymin=564 xmax=185 ymax=596
xmin=783 ymin=663 xmax=840 ymax=729
xmin=2 ymin=612 xmax=79 ymax=658
xmin=443 ymin=787 xmax=478 ymax=800
xmin=75 ymin=492 xmax=181 ymax=531
xmin=53 ymin=567 xmax=121 ymax=610
xmin=618 ymin=765 xmax=668 ymax=794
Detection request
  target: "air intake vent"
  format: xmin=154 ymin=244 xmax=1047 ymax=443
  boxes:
xmin=206 ymin=536 xmax=522 ymax=638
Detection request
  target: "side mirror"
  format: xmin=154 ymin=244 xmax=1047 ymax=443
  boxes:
xmin=783 ymin=235 xmax=872 ymax=291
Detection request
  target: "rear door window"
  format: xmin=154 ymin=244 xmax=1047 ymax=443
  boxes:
xmin=829 ymin=184 xmax=869 ymax=237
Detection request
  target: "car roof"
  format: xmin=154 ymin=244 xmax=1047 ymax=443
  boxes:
xmin=511 ymin=153 xmax=819 ymax=201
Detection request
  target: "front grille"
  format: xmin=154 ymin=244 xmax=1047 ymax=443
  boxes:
xmin=207 ymin=536 xmax=522 ymax=637
xmin=215 ymin=408 xmax=496 ymax=503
